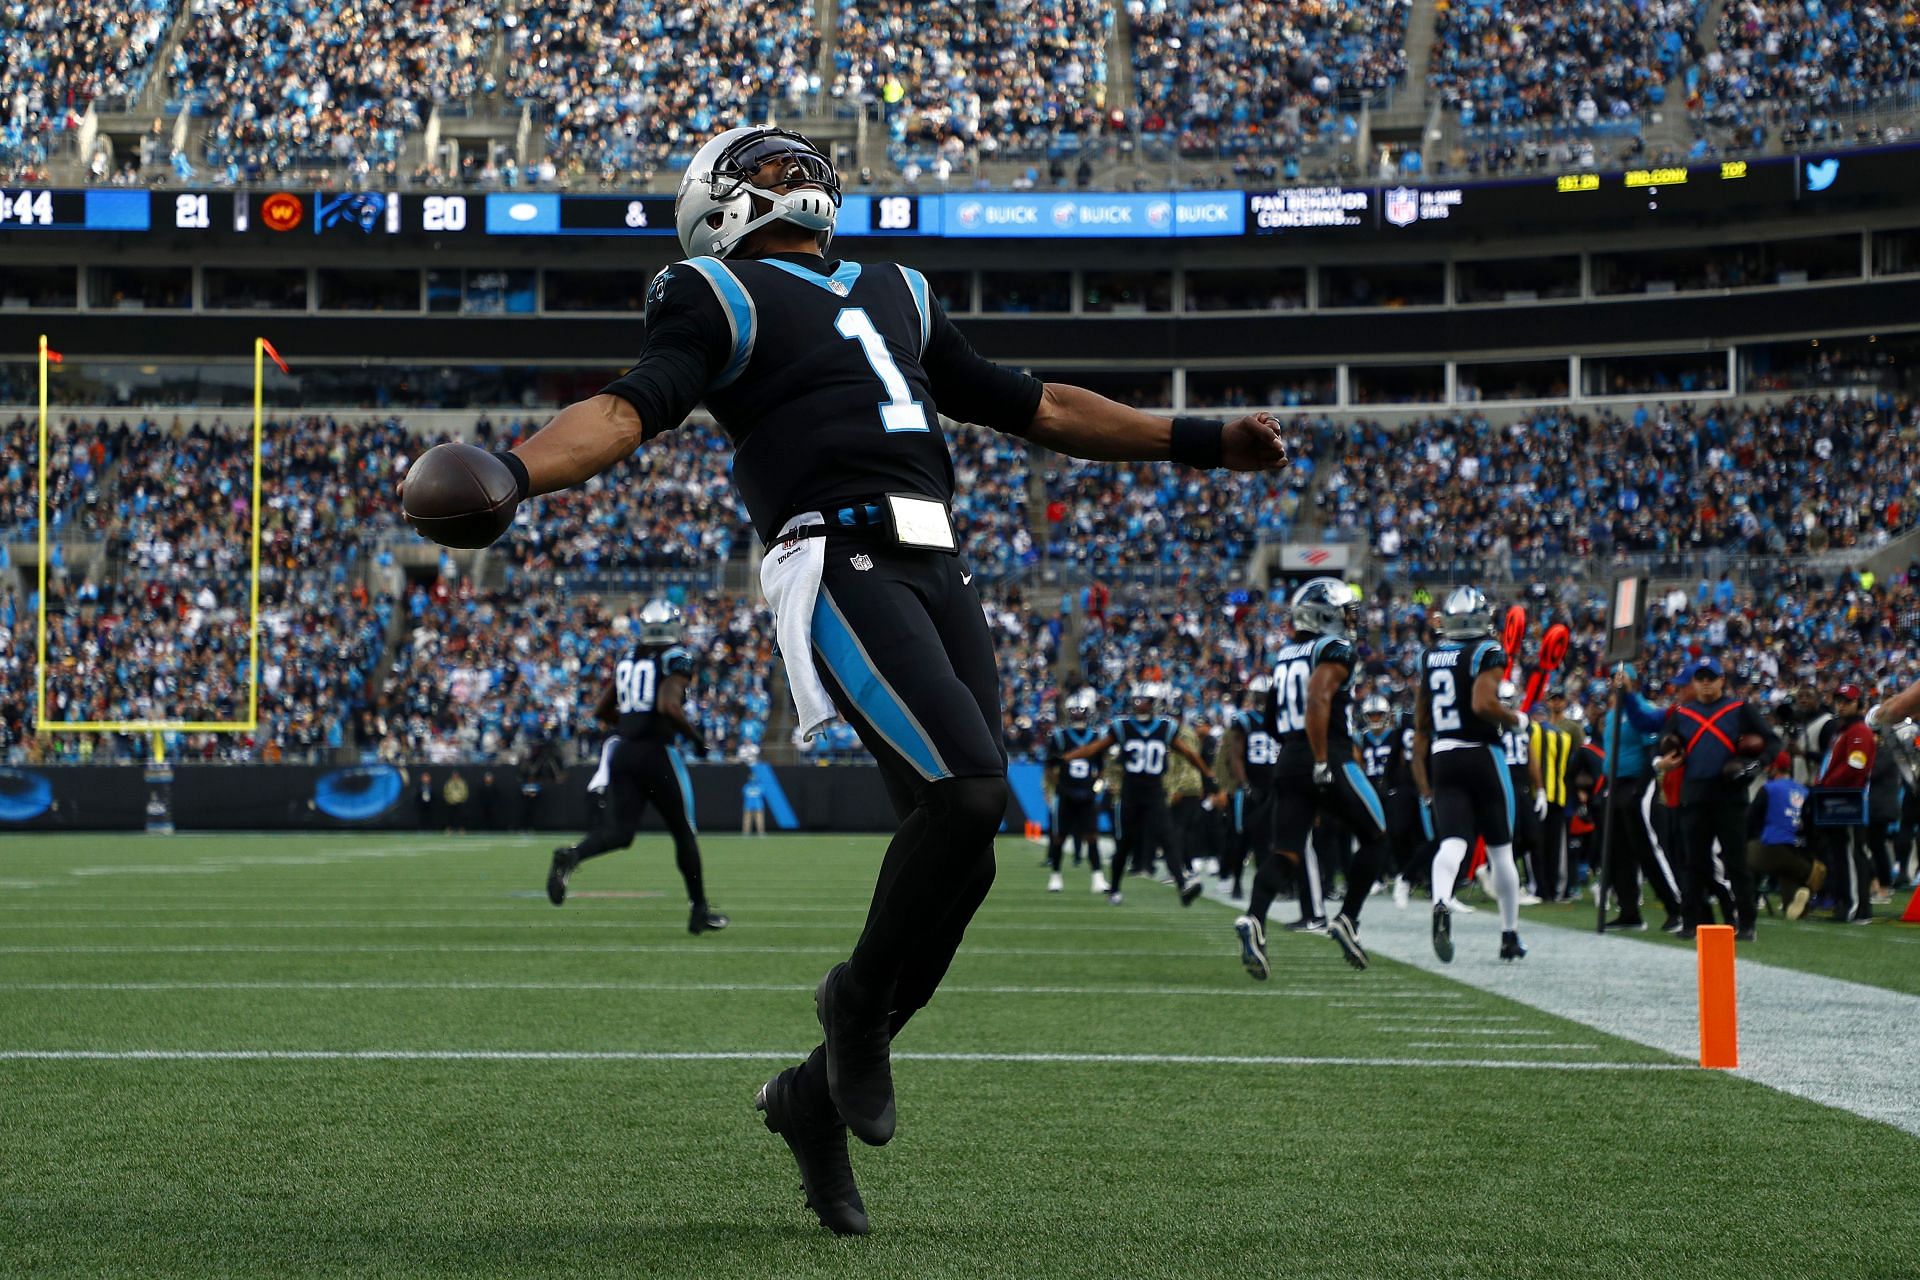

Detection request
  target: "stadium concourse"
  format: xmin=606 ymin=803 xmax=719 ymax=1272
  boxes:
xmin=4 ymin=0 xmax=1920 ymax=183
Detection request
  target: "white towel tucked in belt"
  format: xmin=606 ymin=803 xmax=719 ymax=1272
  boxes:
xmin=587 ymin=735 xmax=617 ymax=794
xmin=761 ymin=512 xmax=838 ymax=741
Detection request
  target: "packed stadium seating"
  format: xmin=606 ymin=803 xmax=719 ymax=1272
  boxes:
xmin=1130 ymin=0 xmax=1408 ymax=153
xmin=1698 ymin=0 xmax=1920 ymax=145
xmin=1 ymin=0 xmax=173 ymax=172
xmin=505 ymin=0 xmax=820 ymax=184
xmin=168 ymin=0 xmax=497 ymax=177
xmin=834 ymin=0 xmax=1110 ymax=170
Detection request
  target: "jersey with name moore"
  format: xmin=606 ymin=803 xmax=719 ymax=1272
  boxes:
xmin=1420 ymin=639 xmax=1508 ymax=747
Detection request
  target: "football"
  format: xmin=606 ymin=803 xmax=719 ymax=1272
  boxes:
xmin=402 ymin=442 xmax=521 ymax=548
xmin=1737 ymin=732 xmax=1767 ymax=757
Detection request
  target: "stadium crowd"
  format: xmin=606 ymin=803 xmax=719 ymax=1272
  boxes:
xmin=1129 ymin=0 xmax=1408 ymax=154
xmin=167 ymin=0 xmax=497 ymax=179
xmin=504 ymin=0 xmax=820 ymax=185
xmin=1 ymin=0 xmax=172 ymax=173
xmin=834 ymin=0 xmax=1111 ymax=170
xmin=1696 ymin=0 xmax=1920 ymax=147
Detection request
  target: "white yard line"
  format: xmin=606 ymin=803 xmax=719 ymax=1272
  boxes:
xmin=0 ymin=979 xmax=1432 ymax=1001
xmin=0 ymin=1047 xmax=1693 ymax=1072
xmin=1214 ymin=887 xmax=1920 ymax=1137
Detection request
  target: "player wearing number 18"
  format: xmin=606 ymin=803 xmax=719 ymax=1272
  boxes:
xmin=393 ymin=125 xmax=1291 ymax=1238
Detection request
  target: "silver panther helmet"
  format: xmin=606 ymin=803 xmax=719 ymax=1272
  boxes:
xmin=1065 ymin=688 xmax=1097 ymax=725
xmin=1291 ymin=577 xmax=1359 ymax=639
xmin=1361 ymin=693 xmax=1392 ymax=733
xmin=675 ymin=127 xmax=840 ymax=260
xmin=638 ymin=598 xmax=683 ymax=647
xmin=1438 ymin=585 xmax=1496 ymax=641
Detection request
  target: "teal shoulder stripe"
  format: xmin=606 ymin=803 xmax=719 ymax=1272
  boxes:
xmin=681 ymin=257 xmax=756 ymax=389
xmin=759 ymin=255 xmax=864 ymax=296
xmin=896 ymin=264 xmax=931 ymax=354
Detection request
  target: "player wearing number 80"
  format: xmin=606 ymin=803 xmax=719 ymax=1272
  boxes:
xmin=399 ymin=125 xmax=1292 ymax=1237
xmin=1238 ymin=578 xmax=1390 ymax=976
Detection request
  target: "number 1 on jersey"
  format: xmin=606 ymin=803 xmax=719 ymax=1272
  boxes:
xmin=835 ymin=307 xmax=928 ymax=434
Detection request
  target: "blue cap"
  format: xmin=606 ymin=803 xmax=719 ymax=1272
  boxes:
xmin=1689 ymin=657 xmax=1724 ymax=681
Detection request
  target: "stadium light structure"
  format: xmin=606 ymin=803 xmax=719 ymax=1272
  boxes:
xmin=34 ymin=335 xmax=289 ymax=760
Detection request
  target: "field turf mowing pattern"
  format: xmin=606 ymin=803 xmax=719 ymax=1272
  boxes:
xmin=3 ymin=832 xmax=1916 ymax=1279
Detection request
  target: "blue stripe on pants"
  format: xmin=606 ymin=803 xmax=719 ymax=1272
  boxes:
xmin=1343 ymin=761 xmax=1387 ymax=836
xmin=669 ymin=747 xmax=697 ymax=834
xmin=1489 ymin=746 xmax=1515 ymax=834
xmin=810 ymin=590 xmax=950 ymax=781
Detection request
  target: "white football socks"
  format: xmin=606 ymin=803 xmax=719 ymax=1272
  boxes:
xmin=1488 ymin=843 xmax=1520 ymax=931
xmin=1431 ymin=837 xmax=1467 ymax=907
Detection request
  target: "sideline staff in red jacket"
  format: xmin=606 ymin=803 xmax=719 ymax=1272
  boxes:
xmin=1815 ymin=683 xmax=1877 ymax=923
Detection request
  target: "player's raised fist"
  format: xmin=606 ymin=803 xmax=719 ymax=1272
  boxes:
xmin=401 ymin=442 xmax=522 ymax=548
xmin=1222 ymin=411 xmax=1290 ymax=473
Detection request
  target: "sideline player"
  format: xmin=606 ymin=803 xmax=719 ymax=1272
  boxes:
xmin=1497 ymin=680 xmax=1547 ymax=906
xmin=1414 ymin=587 xmax=1528 ymax=963
xmin=1065 ymin=682 xmax=1218 ymax=905
xmin=546 ymin=600 xmax=728 ymax=934
xmin=1045 ymin=689 xmax=1108 ymax=892
xmin=1236 ymin=579 xmax=1389 ymax=977
xmin=1218 ymin=675 xmax=1278 ymax=902
xmin=1358 ymin=692 xmax=1425 ymax=907
xmin=407 ymin=127 xmax=1289 ymax=1235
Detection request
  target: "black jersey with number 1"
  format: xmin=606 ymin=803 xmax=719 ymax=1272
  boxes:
xmin=601 ymin=252 xmax=1045 ymax=542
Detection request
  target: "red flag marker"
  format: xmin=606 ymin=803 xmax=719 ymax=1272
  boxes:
xmin=261 ymin=338 xmax=289 ymax=374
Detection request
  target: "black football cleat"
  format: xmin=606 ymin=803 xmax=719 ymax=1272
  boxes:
xmin=689 ymin=904 xmax=730 ymax=934
xmin=1179 ymin=878 xmax=1205 ymax=907
xmin=1431 ymin=902 xmax=1454 ymax=963
xmin=815 ymin=963 xmax=896 ymax=1147
xmin=546 ymin=848 xmax=575 ymax=906
xmin=1233 ymin=914 xmax=1269 ymax=981
xmin=1499 ymin=930 xmax=1528 ymax=962
xmin=1602 ymin=916 xmax=1649 ymax=932
xmin=1328 ymin=912 xmax=1369 ymax=970
xmin=755 ymin=1066 xmax=869 ymax=1236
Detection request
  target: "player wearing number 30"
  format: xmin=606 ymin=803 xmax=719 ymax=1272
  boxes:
xmin=1236 ymin=578 xmax=1390 ymax=977
xmin=405 ymin=126 xmax=1292 ymax=1237
xmin=1413 ymin=586 xmax=1529 ymax=964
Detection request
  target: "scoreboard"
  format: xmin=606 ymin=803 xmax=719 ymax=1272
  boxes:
xmin=3 ymin=142 xmax=1914 ymax=243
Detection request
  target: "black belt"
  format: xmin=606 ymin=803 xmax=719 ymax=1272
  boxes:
xmin=778 ymin=501 xmax=888 ymax=541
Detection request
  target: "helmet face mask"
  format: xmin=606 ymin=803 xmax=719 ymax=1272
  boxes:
xmin=676 ymin=127 xmax=842 ymax=260
xmin=1361 ymin=693 xmax=1391 ymax=733
xmin=1065 ymin=689 xmax=1096 ymax=725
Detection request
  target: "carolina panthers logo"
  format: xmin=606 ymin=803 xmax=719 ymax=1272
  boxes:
xmin=647 ymin=268 xmax=674 ymax=310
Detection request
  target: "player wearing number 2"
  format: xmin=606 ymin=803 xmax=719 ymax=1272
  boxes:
xmin=1414 ymin=586 xmax=1529 ymax=963
xmin=546 ymin=599 xmax=726 ymax=932
xmin=413 ymin=126 xmax=1291 ymax=1236
xmin=1236 ymin=578 xmax=1390 ymax=977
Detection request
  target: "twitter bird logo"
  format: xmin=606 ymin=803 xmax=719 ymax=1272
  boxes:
xmin=1806 ymin=158 xmax=1840 ymax=192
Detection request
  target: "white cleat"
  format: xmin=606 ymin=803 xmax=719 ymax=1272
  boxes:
xmin=1517 ymin=891 xmax=1543 ymax=906
xmin=1442 ymin=895 xmax=1477 ymax=915
xmin=1047 ymin=872 xmax=1064 ymax=893
xmin=1392 ymin=877 xmax=1411 ymax=909
xmin=1091 ymin=871 xmax=1110 ymax=894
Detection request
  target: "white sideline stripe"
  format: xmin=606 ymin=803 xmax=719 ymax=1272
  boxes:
xmin=1360 ymin=1014 xmax=1522 ymax=1023
xmin=0 ymin=980 xmax=1432 ymax=1001
xmin=0 ymin=1048 xmax=1694 ymax=1072
xmin=1368 ymin=1027 xmax=1561 ymax=1037
xmin=0 ymin=943 xmax=1349 ymax=958
xmin=1405 ymin=1042 xmax=1600 ymax=1051
xmin=0 ymin=919 xmax=1280 ymax=936
xmin=1207 ymin=886 xmax=1920 ymax=1136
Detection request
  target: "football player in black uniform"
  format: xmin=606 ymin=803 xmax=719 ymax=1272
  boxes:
xmin=1413 ymin=587 xmax=1528 ymax=963
xmin=1357 ymin=692 xmax=1426 ymax=907
xmin=546 ymin=600 xmax=728 ymax=932
xmin=1045 ymin=688 xmax=1108 ymax=893
xmin=1236 ymin=578 xmax=1390 ymax=976
xmin=1065 ymin=681 xmax=1217 ymax=905
xmin=1218 ymin=675 xmax=1279 ymax=903
xmin=419 ymin=127 xmax=1288 ymax=1236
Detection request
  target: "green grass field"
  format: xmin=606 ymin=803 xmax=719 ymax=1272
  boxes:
xmin=3 ymin=832 xmax=1917 ymax=1279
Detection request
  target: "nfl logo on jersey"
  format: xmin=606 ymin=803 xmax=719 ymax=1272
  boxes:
xmin=1385 ymin=187 xmax=1418 ymax=228
xmin=850 ymin=553 xmax=874 ymax=571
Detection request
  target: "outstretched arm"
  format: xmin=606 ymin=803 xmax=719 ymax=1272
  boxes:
xmin=1868 ymin=677 xmax=1920 ymax=730
xmin=511 ymin=394 xmax=648 ymax=497
xmin=1063 ymin=732 xmax=1116 ymax=761
xmin=1025 ymin=386 xmax=1290 ymax=473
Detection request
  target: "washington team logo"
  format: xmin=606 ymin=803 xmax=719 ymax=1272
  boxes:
xmin=1385 ymin=187 xmax=1418 ymax=228
xmin=260 ymin=192 xmax=304 ymax=233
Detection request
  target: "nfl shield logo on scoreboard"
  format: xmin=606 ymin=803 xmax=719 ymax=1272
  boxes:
xmin=1385 ymin=187 xmax=1418 ymax=228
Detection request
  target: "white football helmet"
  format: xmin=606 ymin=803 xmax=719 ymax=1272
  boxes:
xmin=638 ymin=598 xmax=683 ymax=647
xmin=1065 ymin=688 xmax=1097 ymax=725
xmin=1361 ymin=693 xmax=1392 ymax=733
xmin=675 ymin=127 xmax=841 ymax=259
xmin=1438 ymin=585 xmax=1496 ymax=641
